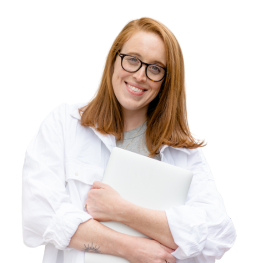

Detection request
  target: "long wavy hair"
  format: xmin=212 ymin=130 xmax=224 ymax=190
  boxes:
xmin=79 ymin=17 xmax=205 ymax=157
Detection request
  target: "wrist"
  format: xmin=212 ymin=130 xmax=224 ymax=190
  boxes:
xmin=115 ymin=198 xmax=134 ymax=224
xmin=117 ymin=234 xmax=138 ymax=260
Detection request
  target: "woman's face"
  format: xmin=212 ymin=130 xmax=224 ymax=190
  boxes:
xmin=112 ymin=31 xmax=166 ymax=117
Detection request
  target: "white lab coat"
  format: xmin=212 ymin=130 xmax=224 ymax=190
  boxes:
xmin=22 ymin=103 xmax=236 ymax=263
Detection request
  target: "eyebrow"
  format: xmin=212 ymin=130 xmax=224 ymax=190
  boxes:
xmin=126 ymin=52 xmax=166 ymax=68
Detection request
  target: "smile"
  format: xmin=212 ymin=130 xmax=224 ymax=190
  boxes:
xmin=125 ymin=82 xmax=147 ymax=96
xmin=127 ymin=83 xmax=144 ymax=92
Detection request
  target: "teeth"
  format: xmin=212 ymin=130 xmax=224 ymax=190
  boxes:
xmin=127 ymin=84 xmax=144 ymax=92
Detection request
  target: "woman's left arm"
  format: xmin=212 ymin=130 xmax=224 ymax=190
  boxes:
xmin=116 ymin=198 xmax=178 ymax=250
xmin=86 ymin=148 xmax=236 ymax=260
xmin=163 ymin=148 xmax=237 ymax=261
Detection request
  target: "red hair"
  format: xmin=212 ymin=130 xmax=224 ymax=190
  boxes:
xmin=79 ymin=17 xmax=205 ymax=157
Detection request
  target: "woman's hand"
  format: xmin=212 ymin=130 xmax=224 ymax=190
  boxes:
xmin=124 ymin=236 xmax=176 ymax=263
xmin=85 ymin=181 xmax=126 ymax=222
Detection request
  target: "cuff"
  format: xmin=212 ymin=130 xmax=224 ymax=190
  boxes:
xmin=165 ymin=205 xmax=208 ymax=260
xmin=43 ymin=203 xmax=92 ymax=250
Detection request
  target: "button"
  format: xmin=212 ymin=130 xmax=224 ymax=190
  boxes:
xmin=75 ymin=172 xmax=78 ymax=176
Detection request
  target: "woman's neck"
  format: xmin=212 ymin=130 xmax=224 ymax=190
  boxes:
xmin=122 ymin=108 xmax=147 ymax=132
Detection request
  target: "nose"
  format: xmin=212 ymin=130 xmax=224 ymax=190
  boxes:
xmin=132 ymin=65 xmax=147 ymax=82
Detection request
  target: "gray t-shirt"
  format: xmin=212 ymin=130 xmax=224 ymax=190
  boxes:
xmin=116 ymin=122 xmax=161 ymax=161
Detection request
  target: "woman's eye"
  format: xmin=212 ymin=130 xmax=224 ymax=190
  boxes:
xmin=149 ymin=65 xmax=161 ymax=74
xmin=127 ymin=57 xmax=139 ymax=64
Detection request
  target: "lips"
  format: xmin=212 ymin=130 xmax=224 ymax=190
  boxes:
xmin=124 ymin=82 xmax=146 ymax=98
xmin=124 ymin=81 xmax=147 ymax=91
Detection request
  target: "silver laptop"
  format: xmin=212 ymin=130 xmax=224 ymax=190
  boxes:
xmin=85 ymin=147 xmax=193 ymax=263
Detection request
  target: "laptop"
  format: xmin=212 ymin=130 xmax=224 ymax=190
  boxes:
xmin=85 ymin=147 xmax=193 ymax=263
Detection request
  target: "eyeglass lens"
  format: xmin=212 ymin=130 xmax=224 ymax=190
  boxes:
xmin=122 ymin=55 xmax=165 ymax=82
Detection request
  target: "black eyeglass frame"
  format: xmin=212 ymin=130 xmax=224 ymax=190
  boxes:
xmin=118 ymin=53 xmax=166 ymax=82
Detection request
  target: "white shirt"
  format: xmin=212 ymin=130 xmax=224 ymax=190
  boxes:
xmin=22 ymin=103 xmax=236 ymax=263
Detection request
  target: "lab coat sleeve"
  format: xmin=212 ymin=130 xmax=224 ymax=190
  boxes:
xmin=22 ymin=104 xmax=92 ymax=250
xmin=165 ymin=148 xmax=236 ymax=261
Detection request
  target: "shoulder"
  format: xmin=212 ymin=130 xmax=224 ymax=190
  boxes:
xmin=186 ymin=147 xmax=213 ymax=180
xmin=65 ymin=102 xmax=88 ymax=120
xmin=171 ymin=146 xmax=205 ymax=158
xmin=187 ymin=147 xmax=204 ymax=161
xmin=43 ymin=102 xmax=87 ymax=123
xmin=186 ymin=147 xmax=207 ymax=166
xmin=167 ymin=146 xmax=212 ymax=179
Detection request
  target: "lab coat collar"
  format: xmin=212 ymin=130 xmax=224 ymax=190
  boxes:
xmin=70 ymin=104 xmax=190 ymax=155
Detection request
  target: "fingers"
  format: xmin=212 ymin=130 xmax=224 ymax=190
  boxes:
xmin=92 ymin=181 xmax=108 ymax=189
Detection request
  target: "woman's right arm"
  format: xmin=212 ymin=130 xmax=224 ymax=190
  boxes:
xmin=22 ymin=104 xmax=91 ymax=250
xmin=68 ymin=219 xmax=176 ymax=263
xmin=68 ymin=219 xmax=125 ymax=255
xmin=21 ymin=102 xmax=135 ymax=256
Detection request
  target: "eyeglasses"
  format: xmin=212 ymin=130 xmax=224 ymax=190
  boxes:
xmin=118 ymin=53 xmax=166 ymax=82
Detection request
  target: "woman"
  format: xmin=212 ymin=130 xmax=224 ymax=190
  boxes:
xmin=22 ymin=18 xmax=236 ymax=263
